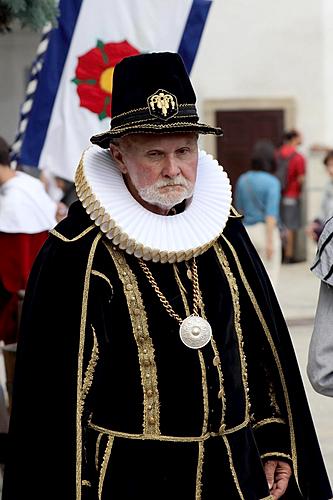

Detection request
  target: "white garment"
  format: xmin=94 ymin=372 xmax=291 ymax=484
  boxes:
xmin=245 ymin=223 xmax=281 ymax=289
xmin=0 ymin=172 xmax=57 ymax=233
xmin=318 ymin=179 xmax=333 ymax=224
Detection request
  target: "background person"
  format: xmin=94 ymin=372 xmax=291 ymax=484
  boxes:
xmin=276 ymin=129 xmax=306 ymax=263
xmin=307 ymin=216 xmax=333 ymax=397
xmin=307 ymin=150 xmax=333 ymax=242
xmin=235 ymin=139 xmax=281 ymax=288
xmin=40 ymin=171 xmax=78 ymax=222
xmin=0 ymin=136 xmax=57 ymax=412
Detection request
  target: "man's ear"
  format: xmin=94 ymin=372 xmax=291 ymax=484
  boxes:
xmin=109 ymin=144 xmax=128 ymax=174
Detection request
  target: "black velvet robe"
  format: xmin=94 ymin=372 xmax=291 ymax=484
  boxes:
xmin=2 ymin=202 xmax=332 ymax=499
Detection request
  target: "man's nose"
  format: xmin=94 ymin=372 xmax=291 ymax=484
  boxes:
xmin=162 ymin=155 xmax=180 ymax=177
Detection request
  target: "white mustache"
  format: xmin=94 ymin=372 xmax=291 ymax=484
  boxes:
xmin=154 ymin=176 xmax=192 ymax=188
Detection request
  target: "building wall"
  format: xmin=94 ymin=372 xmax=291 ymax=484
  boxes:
xmin=322 ymin=0 xmax=333 ymax=144
xmin=192 ymin=0 xmax=325 ymax=150
xmin=0 ymin=27 xmax=40 ymax=144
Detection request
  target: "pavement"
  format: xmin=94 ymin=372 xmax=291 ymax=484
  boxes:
xmin=0 ymin=256 xmax=332 ymax=496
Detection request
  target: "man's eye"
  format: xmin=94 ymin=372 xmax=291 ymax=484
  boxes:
xmin=147 ymin=151 xmax=162 ymax=157
xmin=178 ymin=148 xmax=190 ymax=155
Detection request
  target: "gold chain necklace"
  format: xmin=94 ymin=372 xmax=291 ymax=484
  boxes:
xmin=138 ymin=258 xmax=212 ymax=349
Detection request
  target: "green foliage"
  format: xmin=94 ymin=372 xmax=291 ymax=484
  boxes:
xmin=0 ymin=0 xmax=59 ymax=33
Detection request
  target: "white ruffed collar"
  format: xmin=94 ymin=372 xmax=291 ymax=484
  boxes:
xmin=75 ymin=145 xmax=232 ymax=263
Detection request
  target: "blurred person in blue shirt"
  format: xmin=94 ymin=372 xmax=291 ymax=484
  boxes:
xmin=236 ymin=140 xmax=281 ymax=287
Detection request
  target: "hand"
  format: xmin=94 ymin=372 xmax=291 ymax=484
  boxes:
xmin=306 ymin=221 xmax=322 ymax=242
xmin=306 ymin=222 xmax=315 ymax=240
xmin=263 ymin=459 xmax=292 ymax=499
xmin=56 ymin=201 xmax=68 ymax=222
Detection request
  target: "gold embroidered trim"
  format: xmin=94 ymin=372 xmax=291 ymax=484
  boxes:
xmin=195 ymin=282 xmax=213 ymax=436
xmin=229 ymin=206 xmax=243 ymax=218
xmin=194 ymin=277 xmax=227 ymax=434
xmin=196 ymin=441 xmax=205 ymax=500
xmin=95 ymin=432 xmax=104 ymax=470
xmin=198 ymin=350 xmax=209 ymax=435
xmin=253 ymin=418 xmax=286 ymax=430
xmin=89 ymin=422 xmax=208 ymax=442
xmin=109 ymin=102 xmax=195 ymax=121
xmin=75 ymin=157 xmax=220 ymax=263
xmin=89 ymin=421 xmax=249 ymax=441
xmin=260 ymin=496 xmax=275 ymax=500
xmin=80 ymin=326 xmax=99 ymax=416
xmin=173 ymin=264 xmax=190 ymax=315
xmin=50 ymin=225 xmax=95 ymax=242
xmin=105 ymin=242 xmax=160 ymax=434
xmin=214 ymin=243 xmax=251 ymax=425
xmin=268 ymin=378 xmax=282 ymax=416
xmin=108 ymin=121 xmax=217 ymax=133
xmin=261 ymin=452 xmax=292 ymax=461
xmin=223 ymin=435 xmax=245 ymax=500
xmin=82 ymin=480 xmax=91 ymax=487
xmin=220 ymin=234 xmax=300 ymax=492
xmin=91 ymin=270 xmax=113 ymax=292
xmin=173 ymin=263 xmax=209 ymax=435
xmin=76 ymin=232 xmax=103 ymax=500
xmin=218 ymin=418 xmax=250 ymax=436
xmin=98 ymin=435 xmax=114 ymax=500
xmin=210 ymin=336 xmax=226 ymax=432
xmin=112 ymin=115 xmax=200 ymax=128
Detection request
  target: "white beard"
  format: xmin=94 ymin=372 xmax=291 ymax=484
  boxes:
xmin=137 ymin=176 xmax=194 ymax=210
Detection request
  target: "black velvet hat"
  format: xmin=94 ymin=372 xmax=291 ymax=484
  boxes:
xmin=90 ymin=52 xmax=222 ymax=148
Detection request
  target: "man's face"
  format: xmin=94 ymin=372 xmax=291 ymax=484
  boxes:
xmin=110 ymin=133 xmax=198 ymax=213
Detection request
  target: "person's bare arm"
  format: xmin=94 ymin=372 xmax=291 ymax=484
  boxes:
xmin=265 ymin=215 xmax=277 ymax=260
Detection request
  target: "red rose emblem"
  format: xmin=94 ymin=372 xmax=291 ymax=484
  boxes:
xmin=72 ymin=40 xmax=140 ymax=120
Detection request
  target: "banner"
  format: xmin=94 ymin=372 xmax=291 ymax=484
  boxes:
xmin=11 ymin=0 xmax=212 ymax=181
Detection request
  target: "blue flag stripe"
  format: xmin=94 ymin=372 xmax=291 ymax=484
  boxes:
xmin=10 ymin=25 xmax=52 ymax=165
xmin=178 ymin=0 xmax=212 ymax=73
xmin=19 ymin=0 xmax=83 ymax=167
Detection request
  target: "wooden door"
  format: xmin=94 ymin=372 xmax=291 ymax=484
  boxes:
xmin=215 ymin=109 xmax=284 ymax=189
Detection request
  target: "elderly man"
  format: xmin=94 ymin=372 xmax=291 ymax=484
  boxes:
xmin=3 ymin=53 xmax=332 ymax=500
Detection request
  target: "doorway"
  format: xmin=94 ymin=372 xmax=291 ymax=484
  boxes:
xmin=215 ymin=109 xmax=284 ymax=189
